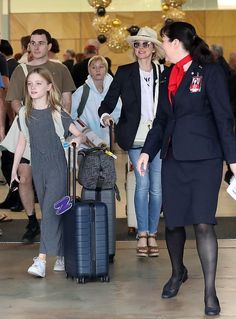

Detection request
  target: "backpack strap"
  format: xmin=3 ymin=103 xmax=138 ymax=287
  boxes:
xmin=18 ymin=106 xmax=30 ymax=143
xmin=77 ymin=83 xmax=90 ymax=118
xmin=52 ymin=106 xmax=65 ymax=145
xmin=20 ymin=63 xmax=28 ymax=77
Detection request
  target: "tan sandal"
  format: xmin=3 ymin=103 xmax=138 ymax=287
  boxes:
xmin=136 ymin=234 xmax=148 ymax=257
xmin=148 ymin=235 xmax=159 ymax=257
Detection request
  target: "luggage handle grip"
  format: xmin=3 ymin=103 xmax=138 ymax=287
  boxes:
xmin=67 ymin=142 xmax=77 ymax=204
xmin=108 ymin=120 xmax=113 ymax=152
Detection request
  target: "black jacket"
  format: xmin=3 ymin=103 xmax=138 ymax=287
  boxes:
xmin=98 ymin=61 xmax=160 ymax=151
xmin=142 ymin=62 xmax=236 ymax=164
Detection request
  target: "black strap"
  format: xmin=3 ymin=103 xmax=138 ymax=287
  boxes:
xmin=109 ymin=121 xmax=113 ymax=152
xmin=95 ymin=153 xmax=104 ymax=191
xmin=77 ymin=83 xmax=90 ymax=118
xmin=114 ymin=184 xmax=121 ymax=201
xmin=68 ymin=143 xmax=77 ymax=204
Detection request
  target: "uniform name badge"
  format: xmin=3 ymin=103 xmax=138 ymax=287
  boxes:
xmin=189 ymin=75 xmax=202 ymax=93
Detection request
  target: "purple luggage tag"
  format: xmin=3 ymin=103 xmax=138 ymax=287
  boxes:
xmin=54 ymin=195 xmax=72 ymax=215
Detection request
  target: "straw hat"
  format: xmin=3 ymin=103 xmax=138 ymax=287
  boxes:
xmin=127 ymin=26 xmax=163 ymax=53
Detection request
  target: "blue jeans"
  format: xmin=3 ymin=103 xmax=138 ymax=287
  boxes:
xmin=128 ymin=148 xmax=162 ymax=234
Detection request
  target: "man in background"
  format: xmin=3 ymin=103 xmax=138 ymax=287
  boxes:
xmin=18 ymin=35 xmax=32 ymax=64
xmin=72 ymin=44 xmax=98 ymax=88
xmin=0 ymin=39 xmax=22 ymax=211
xmin=63 ymin=49 xmax=75 ymax=74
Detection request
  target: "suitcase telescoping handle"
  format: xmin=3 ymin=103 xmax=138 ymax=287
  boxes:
xmin=109 ymin=120 xmax=113 ymax=153
xmin=67 ymin=142 xmax=77 ymax=205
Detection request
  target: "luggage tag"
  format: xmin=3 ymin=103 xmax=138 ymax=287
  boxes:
xmin=54 ymin=195 xmax=72 ymax=215
xmin=105 ymin=150 xmax=117 ymax=160
xmin=189 ymin=74 xmax=202 ymax=93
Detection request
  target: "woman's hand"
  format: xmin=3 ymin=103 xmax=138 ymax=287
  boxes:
xmin=229 ymin=163 xmax=236 ymax=179
xmin=137 ymin=153 xmax=149 ymax=176
xmin=0 ymin=127 xmax=5 ymax=142
xmin=102 ymin=115 xmax=114 ymax=127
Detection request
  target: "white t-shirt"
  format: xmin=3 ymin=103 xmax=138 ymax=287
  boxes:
xmin=139 ymin=68 xmax=154 ymax=121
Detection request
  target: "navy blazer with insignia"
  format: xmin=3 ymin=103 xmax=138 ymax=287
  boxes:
xmin=142 ymin=61 xmax=236 ymax=164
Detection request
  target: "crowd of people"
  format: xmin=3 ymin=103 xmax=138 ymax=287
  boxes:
xmin=0 ymin=20 xmax=236 ymax=316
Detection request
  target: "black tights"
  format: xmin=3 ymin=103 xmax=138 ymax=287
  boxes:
xmin=165 ymin=224 xmax=218 ymax=306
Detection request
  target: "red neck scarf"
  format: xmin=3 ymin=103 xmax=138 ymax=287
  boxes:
xmin=168 ymin=54 xmax=192 ymax=103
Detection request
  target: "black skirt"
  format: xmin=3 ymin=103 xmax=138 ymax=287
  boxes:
xmin=162 ymin=149 xmax=223 ymax=228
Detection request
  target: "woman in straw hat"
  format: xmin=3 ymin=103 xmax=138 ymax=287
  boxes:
xmin=98 ymin=26 xmax=165 ymax=257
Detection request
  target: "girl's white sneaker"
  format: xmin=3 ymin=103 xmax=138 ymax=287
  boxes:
xmin=27 ymin=257 xmax=46 ymax=278
xmin=53 ymin=256 xmax=65 ymax=272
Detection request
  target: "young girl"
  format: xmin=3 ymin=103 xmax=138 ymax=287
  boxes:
xmin=11 ymin=67 xmax=85 ymax=278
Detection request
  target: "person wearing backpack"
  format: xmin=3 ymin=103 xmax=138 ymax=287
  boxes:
xmin=71 ymin=55 xmax=121 ymax=146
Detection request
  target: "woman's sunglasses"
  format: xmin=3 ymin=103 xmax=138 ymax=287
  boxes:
xmin=133 ymin=41 xmax=152 ymax=49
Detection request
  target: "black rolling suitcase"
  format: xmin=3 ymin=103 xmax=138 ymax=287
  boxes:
xmin=78 ymin=124 xmax=118 ymax=263
xmin=63 ymin=143 xmax=109 ymax=283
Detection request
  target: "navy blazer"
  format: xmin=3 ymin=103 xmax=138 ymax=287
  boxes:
xmin=142 ymin=61 xmax=236 ymax=163
xmin=98 ymin=61 xmax=159 ymax=151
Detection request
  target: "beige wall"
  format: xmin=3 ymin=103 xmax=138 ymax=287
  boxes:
xmin=10 ymin=10 xmax=236 ymax=71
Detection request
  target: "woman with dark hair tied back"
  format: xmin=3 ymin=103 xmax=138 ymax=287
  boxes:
xmin=137 ymin=20 xmax=236 ymax=316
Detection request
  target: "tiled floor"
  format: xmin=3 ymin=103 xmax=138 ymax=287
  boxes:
xmin=0 ymin=152 xmax=236 ymax=319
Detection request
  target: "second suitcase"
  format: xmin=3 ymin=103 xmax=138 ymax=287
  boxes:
xmin=81 ymin=188 xmax=116 ymax=263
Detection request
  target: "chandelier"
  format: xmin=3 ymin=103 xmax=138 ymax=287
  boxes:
xmin=88 ymin=0 xmax=187 ymax=53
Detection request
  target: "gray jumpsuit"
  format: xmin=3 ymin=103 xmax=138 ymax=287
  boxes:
xmin=27 ymin=108 xmax=73 ymax=256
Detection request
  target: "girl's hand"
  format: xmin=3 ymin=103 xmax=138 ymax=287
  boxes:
xmin=136 ymin=153 xmax=149 ymax=176
xmin=102 ymin=115 xmax=114 ymax=127
xmin=10 ymin=171 xmax=20 ymax=186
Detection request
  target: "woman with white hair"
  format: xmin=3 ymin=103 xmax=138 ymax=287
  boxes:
xmin=98 ymin=27 xmax=165 ymax=257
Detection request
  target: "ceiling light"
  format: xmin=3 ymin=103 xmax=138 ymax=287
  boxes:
xmin=218 ymin=0 xmax=236 ymax=9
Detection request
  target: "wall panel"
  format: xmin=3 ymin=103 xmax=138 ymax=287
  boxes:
xmin=9 ymin=10 xmax=236 ymax=71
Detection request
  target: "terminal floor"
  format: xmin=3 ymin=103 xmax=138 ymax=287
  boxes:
xmin=0 ymin=152 xmax=236 ymax=318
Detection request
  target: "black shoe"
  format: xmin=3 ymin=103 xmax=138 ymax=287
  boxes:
xmin=0 ymin=190 xmax=14 ymax=209
xmin=22 ymin=221 xmax=40 ymax=244
xmin=162 ymin=267 xmax=188 ymax=299
xmin=205 ymin=297 xmax=221 ymax=316
xmin=0 ymin=200 xmax=13 ymax=209
xmin=10 ymin=202 xmax=24 ymax=212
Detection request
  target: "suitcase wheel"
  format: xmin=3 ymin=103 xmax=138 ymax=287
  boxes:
xmin=77 ymin=277 xmax=86 ymax=284
xmin=65 ymin=273 xmax=74 ymax=280
xmin=101 ymin=275 xmax=110 ymax=283
xmin=109 ymin=255 xmax=115 ymax=264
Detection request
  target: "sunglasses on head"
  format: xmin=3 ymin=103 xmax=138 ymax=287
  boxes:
xmin=133 ymin=41 xmax=152 ymax=49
